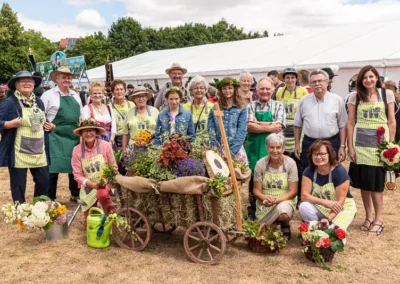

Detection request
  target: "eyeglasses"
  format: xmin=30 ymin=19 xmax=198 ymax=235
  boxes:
xmin=135 ymin=95 xmax=148 ymax=100
xmin=312 ymin=152 xmax=328 ymax=158
xmin=82 ymin=129 xmax=96 ymax=134
xmin=310 ymin=79 xmax=328 ymax=85
xmin=18 ymin=79 xmax=34 ymax=84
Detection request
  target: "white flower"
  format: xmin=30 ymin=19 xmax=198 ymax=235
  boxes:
xmin=24 ymin=201 xmax=50 ymax=228
xmin=1 ymin=204 xmax=17 ymax=224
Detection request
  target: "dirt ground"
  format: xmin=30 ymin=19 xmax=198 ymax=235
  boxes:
xmin=0 ymin=166 xmax=399 ymax=284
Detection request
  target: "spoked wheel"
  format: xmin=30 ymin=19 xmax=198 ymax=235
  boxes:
xmin=152 ymin=222 xmax=177 ymax=234
xmin=113 ymin=207 xmax=151 ymax=252
xmin=184 ymin=222 xmax=226 ymax=265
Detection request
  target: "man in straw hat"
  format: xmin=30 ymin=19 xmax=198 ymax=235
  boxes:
xmin=41 ymin=66 xmax=83 ymax=201
xmin=154 ymin=62 xmax=191 ymax=111
xmin=71 ymin=118 xmax=117 ymax=220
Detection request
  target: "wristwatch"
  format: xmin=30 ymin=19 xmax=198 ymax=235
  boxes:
xmin=340 ymin=144 xmax=346 ymax=148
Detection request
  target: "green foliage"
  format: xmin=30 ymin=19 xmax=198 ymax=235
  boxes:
xmin=207 ymin=173 xmax=229 ymax=198
xmin=243 ymin=220 xmax=288 ymax=251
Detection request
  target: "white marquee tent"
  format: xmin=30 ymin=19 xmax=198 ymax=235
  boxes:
xmin=87 ymin=20 xmax=400 ymax=98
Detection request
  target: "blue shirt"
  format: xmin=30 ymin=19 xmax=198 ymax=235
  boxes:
xmin=154 ymin=106 xmax=195 ymax=145
xmin=207 ymin=103 xmax=247 ymax=155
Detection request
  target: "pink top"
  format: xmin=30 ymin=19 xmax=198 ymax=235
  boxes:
xmin=72 ymin=139 xmax=118 ymax=186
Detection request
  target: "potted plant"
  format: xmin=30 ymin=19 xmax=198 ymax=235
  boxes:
xmin=243 ymin=221 xmax=287 ymax=254
xmin=298 ymin=220 xmax=347 ymax=269
xmin=376 ymin=136 xmax=400 ymax=190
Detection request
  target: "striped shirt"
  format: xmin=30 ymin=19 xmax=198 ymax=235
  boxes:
xmin=247 ymin=99 xmax=286 ymax=127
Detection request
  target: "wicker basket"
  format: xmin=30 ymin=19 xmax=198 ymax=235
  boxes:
xmin=246 ymin=223 xmax=278 ymax=254
xmin=304 ymin=246 xmax=335 ymax=263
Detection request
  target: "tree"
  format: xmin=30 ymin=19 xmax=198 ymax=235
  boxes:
xmin=24 ymin=29 xmax=58 ymax=63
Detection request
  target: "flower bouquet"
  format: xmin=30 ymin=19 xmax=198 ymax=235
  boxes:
xmin=298 ymin=220 xmax=346 ymax=269
xmin=243 ymin=221 xmax=287 ymax=254
xmin=377 ymin=139 xmax=400 ymax=190
xmin=1 ymin=195 xmax=68 ymax=240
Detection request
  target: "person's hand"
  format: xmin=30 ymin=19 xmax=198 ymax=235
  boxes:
xmin=44 ymin=122 xmax=56 ymax=131
xmin=7 ymin=117 xmax=22 ymax=128
xmin=324 ymin=200 xmax=342 ymax=214
xmin=338 ymin=147 xmax=346 ymax=162
xmin=294 ymin=144 xmax=301 ymax=160
xmin=269 ymin=123 xmax=282 ymax=133
xmin=262 ymin=196 xmax=276 ymax=207
xmin=348 ymin=147 xmax=357 ymax=163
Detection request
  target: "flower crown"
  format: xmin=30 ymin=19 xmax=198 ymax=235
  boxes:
xmin=164 ymin=87 xmax=183 ymax=98
xmin=215 ymin=78 xmax=240 ymax=89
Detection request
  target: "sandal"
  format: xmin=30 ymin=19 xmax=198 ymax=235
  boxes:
xmin=280 ymin=222 xmax=291 ymax=240
xmin=360 ymin=219 xmax=373 ymax=232
xmin=369 ymin=223 xmax=384 ymax=235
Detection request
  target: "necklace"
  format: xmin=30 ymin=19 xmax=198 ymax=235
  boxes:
xmin=93 ymin=103 xmax=102 ymax=113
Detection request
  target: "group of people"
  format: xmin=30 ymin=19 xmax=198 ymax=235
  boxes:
xmin=0 ymin=62 xmax=397 ymax=236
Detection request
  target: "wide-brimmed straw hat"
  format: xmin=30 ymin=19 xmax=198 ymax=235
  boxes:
xmin=278 ymin=67 xmax=302 ymax=81
xmin=165 ymin=62 xmax=187 ymax=75
xmin=50 ymin=66 xmax=79 ymax=82
xmin=128 ymin=86 xmax=152 ymax=100
xmin=73 ymin=118 xmax=105 ymax=136
xmin=7 ymin=70 xmax=42 ymax=91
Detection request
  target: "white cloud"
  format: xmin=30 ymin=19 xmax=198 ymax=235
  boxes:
xmin=75 ymin=9 xmax=108 ymax=28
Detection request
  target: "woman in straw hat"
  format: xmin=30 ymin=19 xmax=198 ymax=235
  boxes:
xmin=0 ymin=71 xmax=55 ymax=203
xmin=122 ymin=86 xmax=159 ymax=151
xmin=71 ymin=118 xmax=117 ymax=220
xmin=208 ymin=77 xmax=248 ymax=162
xmin=81 ymin=81 xmax=116 ymax=143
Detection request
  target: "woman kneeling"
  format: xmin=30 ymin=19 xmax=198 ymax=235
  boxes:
xmin=71 ymin=118 xmax=118 ymax=221
xmin=299 ymin=140 xmax=357 ymax=230
xmin=253 ymin=134 xmax=298 ymax=239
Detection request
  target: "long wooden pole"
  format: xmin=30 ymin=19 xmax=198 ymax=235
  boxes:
xmin=213 ymin=104 xmax=242 ymax=231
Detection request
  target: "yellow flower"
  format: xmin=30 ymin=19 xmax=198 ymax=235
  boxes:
xmin=18 ymin=219 xmax=25 ymax=231
xmin=57 ymin=205 xmax=67 ymax=215
xmin=229 ymin=80 xmax=233 ymax=85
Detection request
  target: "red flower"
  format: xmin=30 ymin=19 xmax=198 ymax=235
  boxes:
xmin=391 ymin=148 xmax=399 ymax=155
xmin=377 ymin=127 xmax=385 ymax=143
xmin=323 ymin=238 xmax=331 ymax=247
xmin=336 ymin=229 xmax=346 ymax=239
xmin=383 ymin=150 xmax=391 ymax=159
xmin=299 ymin=223 xmax=308 ymax=232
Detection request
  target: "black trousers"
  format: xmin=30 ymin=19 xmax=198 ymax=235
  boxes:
xmin=9 ymin=166 xmax=49 ymax=203
xmin=48 ymin=173 xmax=79 ymax=200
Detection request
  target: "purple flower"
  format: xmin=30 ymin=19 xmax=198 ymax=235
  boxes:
xmin=56 ymin=214 xmax=67 ymax=225
xmin=171 ymin=158 xmax=206 ymax=177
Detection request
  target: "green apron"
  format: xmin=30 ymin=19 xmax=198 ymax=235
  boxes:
xmin=255 ymin=158 xmax=297 ymax=222
xmin=246 ymin=109 xmax=273 ymax=173
xmin=311 ymin=169 xmax=357 ymax=230
xmin=49 ymin=94 xmax=80 ymax=173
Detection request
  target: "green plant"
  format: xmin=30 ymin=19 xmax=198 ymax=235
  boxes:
xmin=207 ymin=173 xmax=229 ymax=198
xmin=132 ymin=152 xmax=153 ymax=178
xmin=243 ymin=220 xmax=287 ymax=251
xmin=100 ymin=164 xmax=118 ymax=184
xmin=108 ymin=212 xmax=137 ymax=240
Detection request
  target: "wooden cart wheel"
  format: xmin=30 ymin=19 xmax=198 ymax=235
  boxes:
xmin=113 ymin=207 xmax=151 ymax=252
xmin=152 ymin=222 xmax=177 ymax=234
xmin=184 ymin=222 xmax=226 ymax=265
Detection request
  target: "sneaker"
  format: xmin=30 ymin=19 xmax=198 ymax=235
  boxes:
xmin=70 ymin=196 xmax=79 ymax=202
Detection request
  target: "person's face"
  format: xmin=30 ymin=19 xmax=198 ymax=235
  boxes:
xmin=0 ymin=90 xmax=5 ymax=97
xmin=113 ymin=84 xmax=126 ymax=100
xmin=76 ymin=87 xmax=81 ymax=92
xmin=267 ymin=142 xmax=284 ymax=160
xmin=16 ymin=78 xmax=35 ymax=95
xmin=240 ymin=76 xmax=252 ymax=92
xmin=133 ymin=94 xmax=148 ymax=108
xmin=56 ymin=74 xmax=73 ymax=89
xmin=90 ymin=86 xmax=104 ymax=104
xmin=284 ymin=74 xmax=297 ymax=88
xmin=362 ymin=71 xmax=378 ymax=90
xmin=221 ymin=85 xmax=234 ymax=99
xmin=310 ymin=74 xmax=328 ymax=95
xmin=167 ymin=92 xmax=181 ymax=108
xmin=268 ymin=75 xmax=278 ymax=86
xmin=169 ymin=70 xmax=184 ymax=85
xmin=191 ymin=83 xmax=206 ymax=100
xmin=312 ymin=145 xmax=330 ymax=167
xmin=82 ymin=129 xmax=97 ymax=144
xmin=327 ymin=78 xmax=333 ymax=91
xmin=128 ymin=87 xmax=134 ymax=93
xmin=257 ymin=80 xmax=274 ymax=102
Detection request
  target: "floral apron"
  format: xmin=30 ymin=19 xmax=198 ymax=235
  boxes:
xmin=311 ymin=169 xmax=357 ymax=230
xmin=255 ymin=159 xmax=297 ymax=221
xmin=127 ymin=106 xmax=157 ymax=146
xmin=280 ymin=87 xmax=300 ymax=152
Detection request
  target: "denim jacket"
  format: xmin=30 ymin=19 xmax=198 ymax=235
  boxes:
xmin=154 ymin=106 xmax=195 ymax=145
xmin=207 ymin=103 xmax=247 ymax=155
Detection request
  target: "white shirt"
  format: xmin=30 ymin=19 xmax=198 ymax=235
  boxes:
xmin=81 ymin=104 xmax=117 ymax=134
xmin=41 ymin=86 xmax=83 ymax=122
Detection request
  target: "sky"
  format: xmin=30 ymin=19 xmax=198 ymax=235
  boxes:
xmin=4 ymin=0 xmax=400 ymax=42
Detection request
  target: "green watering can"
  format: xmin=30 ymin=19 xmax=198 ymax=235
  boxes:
xmin=87 ymin=207 xmax=113 ymax=248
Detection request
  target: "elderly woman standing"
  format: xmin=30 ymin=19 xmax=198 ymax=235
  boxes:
xmin=347 ymin=66 xmax=396 ymax=235
xmin=0 ymin=71 xmax=55 ymax=203
xmin=183 ymin=76 xmax=214 ymax=142
xmin=122 ymin=86 xmax=159 ymax=151
xmin=208 ymin=77 xmax=247 ymax=160
xmin=238 ymin=72 xmax=257 ymax=105
xmin=82 ymin=81 xmax=116 ymax=143
xmin=154 ymin=87 xmax=195 ymax=145
xmin=71 ymin=118 xmax=118 ymax=220
xmin=253 ymin=134 xmax=298 ymax=238
xmin=299 ymin=140 xmax=357 ymax=230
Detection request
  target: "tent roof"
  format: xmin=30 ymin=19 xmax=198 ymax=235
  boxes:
xmin=87 ymin=20 xmax=400 ymax=81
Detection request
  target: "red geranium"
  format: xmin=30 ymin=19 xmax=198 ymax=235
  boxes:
xmin=377 ymin=127 xmax=385 ymax=143
xmin=323 ymin=238 xmax=331 ymax=247
xmin=299 ymin=223 xmax=308 ymax=233
xmin=391 ymin=148 xmax=399 ymax=155
xmin=336 ymin=229 xmax=346 ymax=239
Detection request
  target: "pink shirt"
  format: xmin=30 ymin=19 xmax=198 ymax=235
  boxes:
xmin=72 ymin=139 xmax=118 ymax=186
